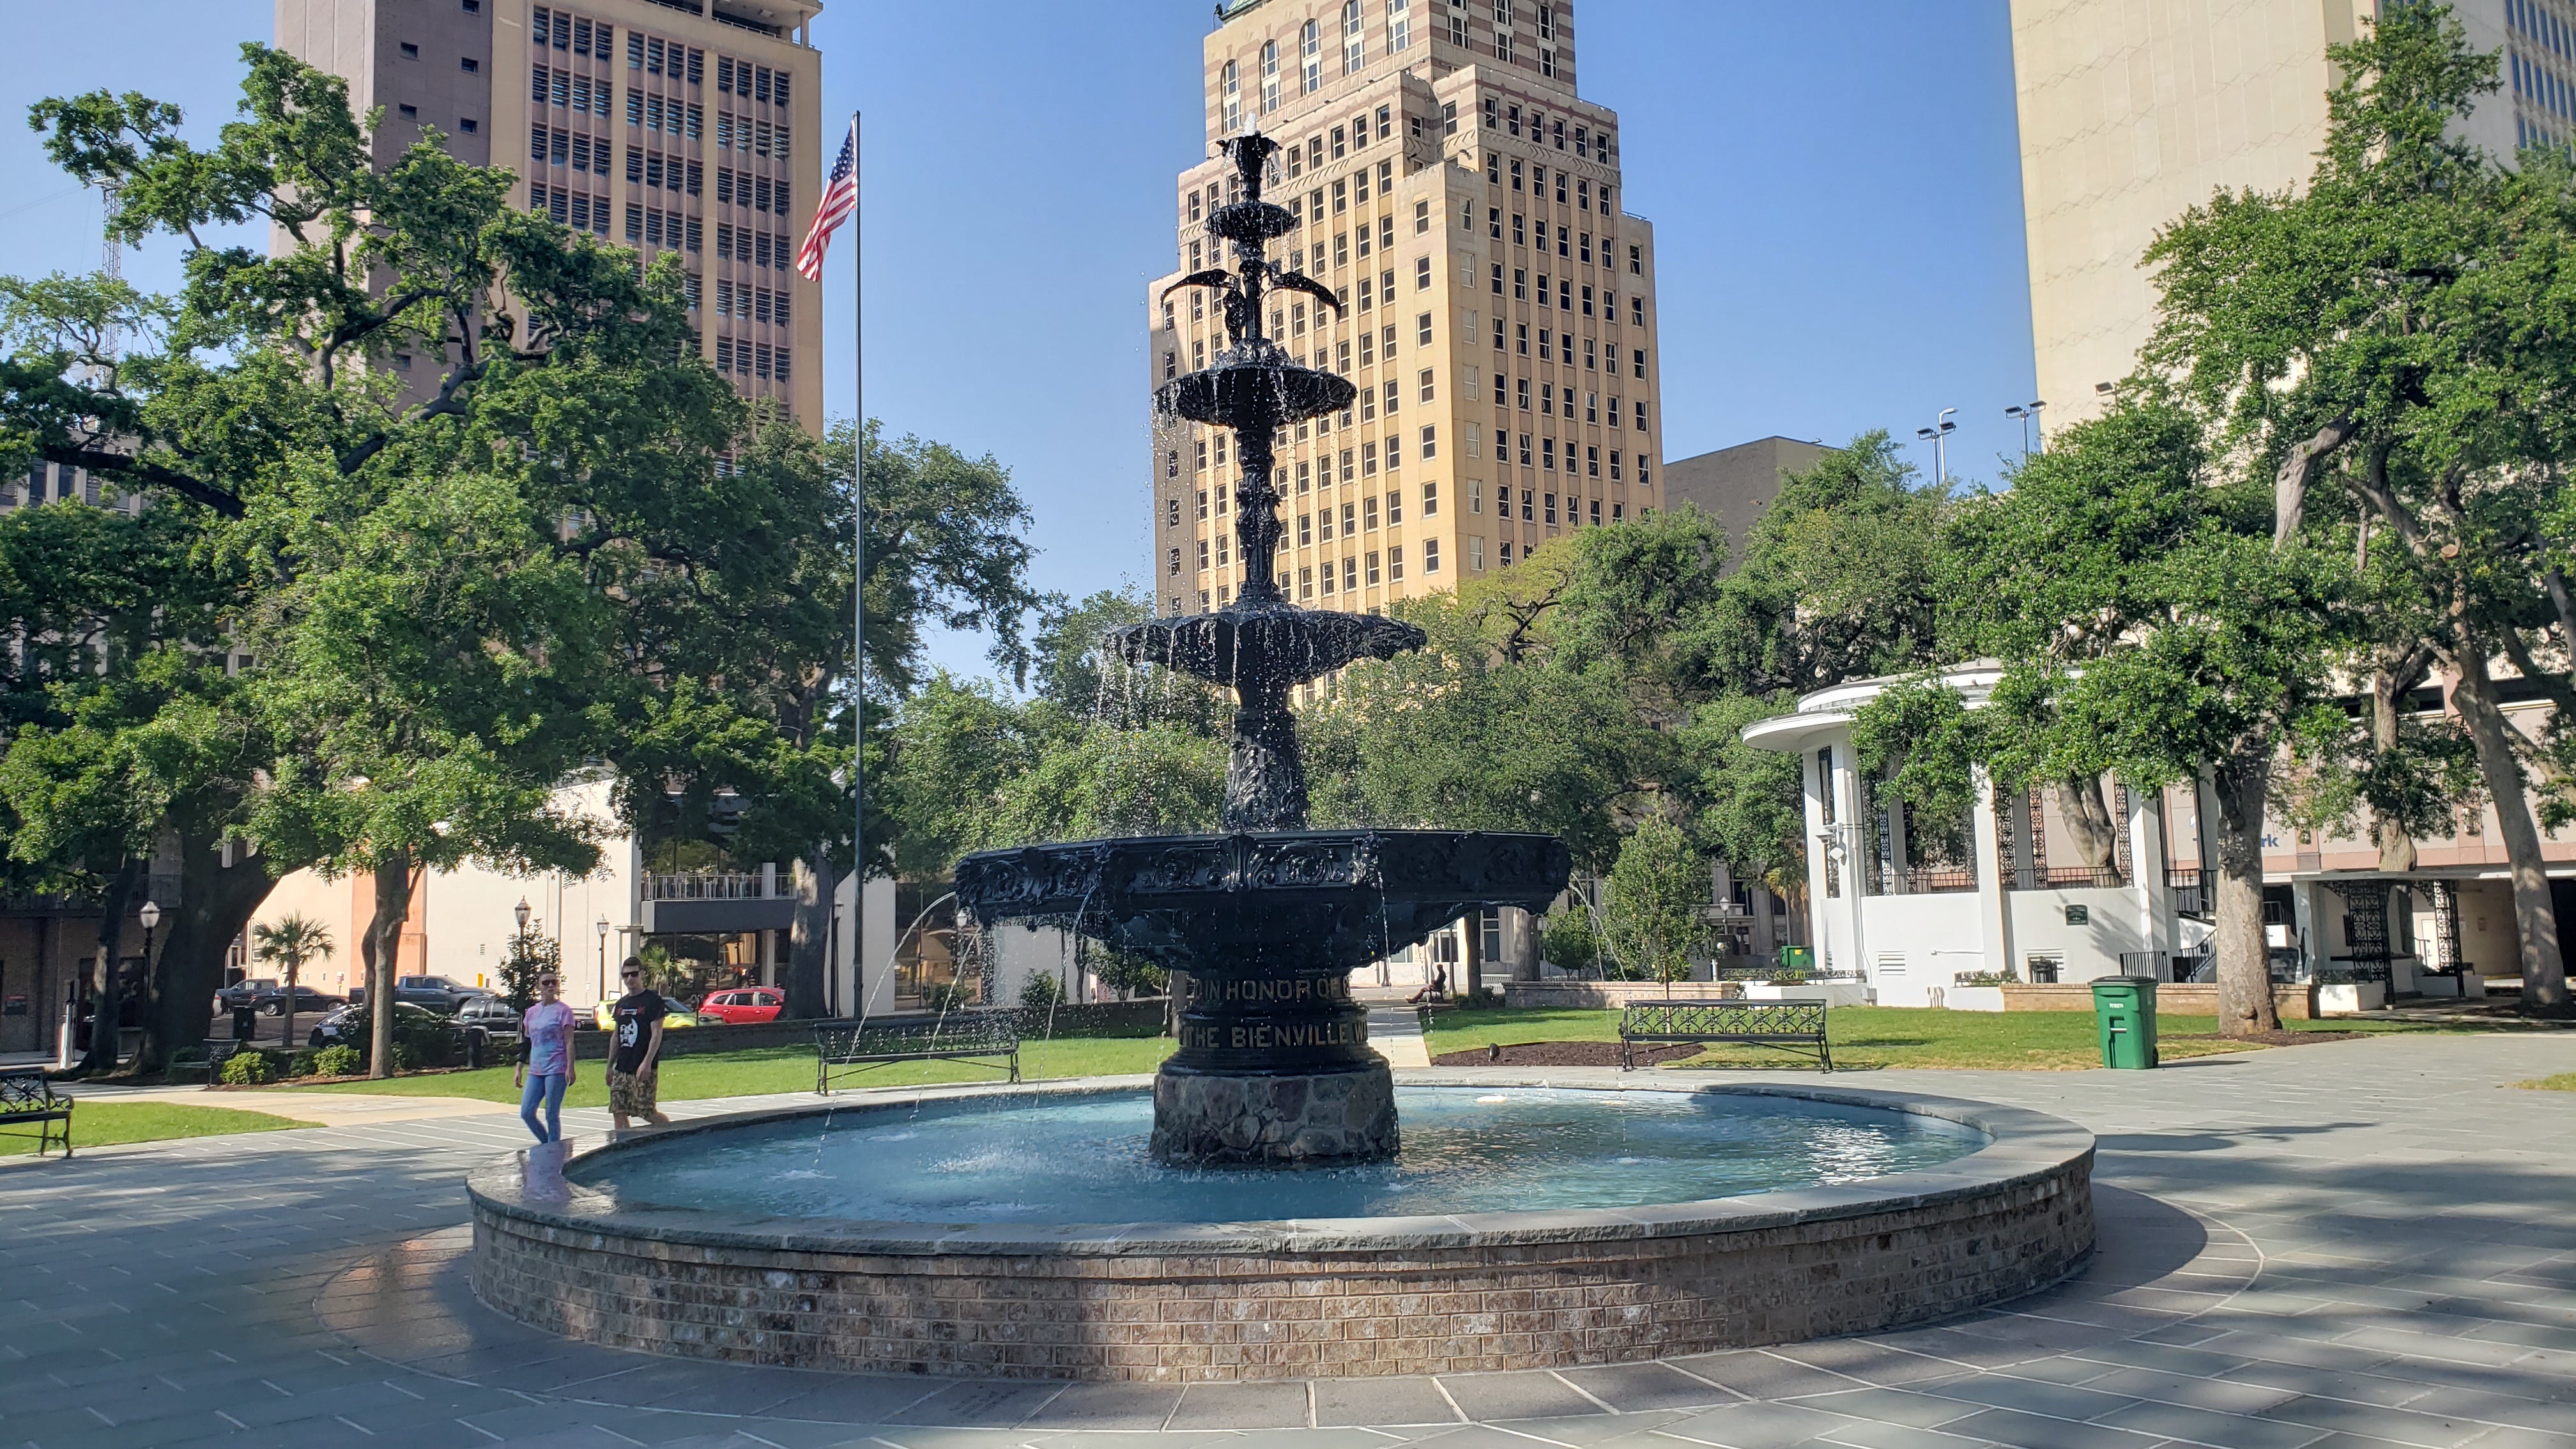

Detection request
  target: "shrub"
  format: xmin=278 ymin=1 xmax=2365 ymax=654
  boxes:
xmin=220 ymin=1050 xmax=275 ymax=1086
xmin=924 ymin=981 xmax=977 ymax=1013
xmin=312 ymin=1044 xmax=362 ymax=1077
xmin=392 ymin=1013 xmax=457 ymax=1069
xmin=287 ymin=1048 xmax=321 ymax=1078
xmin=1540 ymin=909 xmax=1600 ymax=974
xmin=1018 ymin=972 xmax=1065 ymax=1011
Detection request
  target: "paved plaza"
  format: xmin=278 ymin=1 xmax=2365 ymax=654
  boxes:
xmin=6 ymin=1033 xmax=2576 ymax=1448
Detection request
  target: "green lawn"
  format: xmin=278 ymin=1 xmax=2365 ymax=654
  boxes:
xmin=292 ymin=1034 xmax=1176 ymax=1105
xmin=2517 ymin=1073 xmax=2576 ymax=1091
xmin=1423 ymin=1004 xmax=2462 ymax=1071
xmin=2 ymin=1101 xmax=317 ymax=1157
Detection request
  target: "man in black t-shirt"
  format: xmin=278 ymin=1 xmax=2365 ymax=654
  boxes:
xmin=608 ymin=959 xmax=671 ymax=1130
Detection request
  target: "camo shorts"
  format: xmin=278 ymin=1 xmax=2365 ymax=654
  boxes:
xmin=608 ymin=1066 xmax=657 ymax=1117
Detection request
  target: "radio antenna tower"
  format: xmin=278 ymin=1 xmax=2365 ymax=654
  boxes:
xmin=98 ymin=181 xmax=122 ymax=364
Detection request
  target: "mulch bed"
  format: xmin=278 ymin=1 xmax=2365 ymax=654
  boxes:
xmin=2163 ymin=1030 xmax=2362 ymax=1048
xmin=1429 ymin=1040 xmax=1704 ymax=1068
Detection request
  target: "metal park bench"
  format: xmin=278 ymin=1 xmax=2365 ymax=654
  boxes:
xmin=1618 ymin=999 xmax=1832 ymax=1073
xmin=814 ymin=1013 xmax=1022 ymax=1094
xmin=0 ymin=1068 xmax=74 ymax=1157
xmin=168 ymin=1039 xmax=252 ymax=1089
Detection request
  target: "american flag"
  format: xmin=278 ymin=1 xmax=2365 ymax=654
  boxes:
xmin=796 ymin=116 xmax=859 ymax=280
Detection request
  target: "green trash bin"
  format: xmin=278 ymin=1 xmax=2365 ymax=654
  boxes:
xmin=2091 ymin=976 xmax=2159 ymax=1070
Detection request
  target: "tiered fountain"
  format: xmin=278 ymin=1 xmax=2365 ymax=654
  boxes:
xmin=461 ymin=132 xmax=2097 ymax=1386
xmin=951 ymin=133 xmax=1569 ymax=1165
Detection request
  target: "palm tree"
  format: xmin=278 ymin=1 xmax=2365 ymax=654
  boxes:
xmin=253 ymin=916 xmax=335 ymax=1058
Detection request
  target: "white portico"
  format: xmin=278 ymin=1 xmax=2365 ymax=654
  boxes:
xmin=1740 ymin=670 xmax=2207 ymax=1006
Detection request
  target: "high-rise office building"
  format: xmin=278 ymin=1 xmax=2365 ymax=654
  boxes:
xmin=275 ymin=0 xmax=825 ymax=431
xmin=1150 ymin=0 xmax=1664 ymax=622
xmin=2011 ymin=0 xmax=2520 ymax=430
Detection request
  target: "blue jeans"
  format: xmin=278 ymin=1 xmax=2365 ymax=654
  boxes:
xmin=519 ymin=1071 xmax=568 ymax=1143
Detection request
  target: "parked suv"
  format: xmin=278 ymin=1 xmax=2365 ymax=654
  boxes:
xmin=309 ymin=1000 xmax=444 ymax=1048
xmin=351 ymin=975 xmax=494 ymax=1015
xmin=694 ymin=988 xmax=783 ymax=1024
xmin=215 ymin=978 xmax=277 ymax=1013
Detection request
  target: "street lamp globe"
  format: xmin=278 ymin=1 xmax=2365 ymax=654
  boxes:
xmin=137 ymin=901 xmax=161 ymax=931
xmin=513 ymin=898 xmax=531 ymax=933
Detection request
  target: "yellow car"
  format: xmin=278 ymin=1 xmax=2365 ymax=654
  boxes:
xmin=593 ymin=997 xmax=707 ymax=1032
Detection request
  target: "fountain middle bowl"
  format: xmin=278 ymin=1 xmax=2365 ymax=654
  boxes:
xmin=951 ymin=828 xmax=1573 ymax=977
xmin=466 ymin=1076 xmax=2099 ymax=1382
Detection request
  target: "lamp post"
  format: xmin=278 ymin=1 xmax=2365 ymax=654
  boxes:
xmin=132 ymin=900 xmax=160 ymax=1061
xmin=1915 ymin=408 xmax=1957 ymax=487
xmin=2005 ymin=400 xmax=2047 ymax=461
xmin=596 ymin=916 xmax=611 ymax=1005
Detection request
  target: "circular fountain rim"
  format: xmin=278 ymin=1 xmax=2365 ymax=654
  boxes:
xmin=465 ymin=1073 xmax=2094 ymax=1257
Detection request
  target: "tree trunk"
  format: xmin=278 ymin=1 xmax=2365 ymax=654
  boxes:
xmin=2371 ymin=656 xmax=2424 ymax=873
xmin=136 ymin=831 xmax=280 ymax=1077
xmin=783 ymin=847 xmax=831 ymax=1019
xmin=2210 ymin=749 xmax=2280 ymax=1037
xmin=75 ymin=859 xmax=146 ymax=1076
xmin=366 ymin=852 xmax=415 ymax=1078
xmin=2447 ymin=648 xmax=2571 ymax=1010
xmin=2055 ymin=775 xmax=2120 ymax=870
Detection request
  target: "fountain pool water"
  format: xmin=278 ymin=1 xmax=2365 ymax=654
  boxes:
xmin=565 ymin=1085 xmax=1986 ymax=1225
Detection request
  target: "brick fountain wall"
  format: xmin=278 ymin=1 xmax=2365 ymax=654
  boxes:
xmin=467 ymin=1080 xmax=2095 ymax=1382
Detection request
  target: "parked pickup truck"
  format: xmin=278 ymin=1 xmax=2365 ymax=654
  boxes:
xmin=349 ymin=974 xmax=496 ymax=1015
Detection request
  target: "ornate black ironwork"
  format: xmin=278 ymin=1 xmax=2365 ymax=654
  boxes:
xmin=952 ymin=135 xmax=1574 ymax=1165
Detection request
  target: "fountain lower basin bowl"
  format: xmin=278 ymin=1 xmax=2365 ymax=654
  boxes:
xmin=467 ymin=1076 xmax=2096 ymax=1382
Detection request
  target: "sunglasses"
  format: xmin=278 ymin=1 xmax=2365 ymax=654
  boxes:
xmin=620 ymin=970 xmax=642 ymax=979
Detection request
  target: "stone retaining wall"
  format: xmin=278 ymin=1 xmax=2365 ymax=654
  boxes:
xmin=1997 ymin=983 xmax=2312 ymax=1020
xmin=468 ymin=1080 xmax=2095 ymax=1383
xmin=565 ymin=998 xmax=1170 ymax=1061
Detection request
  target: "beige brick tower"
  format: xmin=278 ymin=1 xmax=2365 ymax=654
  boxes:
xmin=1149 ymin=0 xmax=1664 ymax=623
xmin=275 ymin=0 xmax=825 ymax=431
xmin=2009 ymin=0 xmax=2520 ymax=431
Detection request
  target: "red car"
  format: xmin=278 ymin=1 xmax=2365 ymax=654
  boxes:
xmin=694 ymin=987 xmax=783 ymax=1024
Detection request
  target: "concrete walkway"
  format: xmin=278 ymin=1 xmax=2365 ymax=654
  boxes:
xmin=4 ymin=1034 xmax=2575 ymax=1448
xmin=57 ymin=1079 xmax=516 ymax=1128
xmin=1367 ymin=1004 xmax=1433 ymax=1068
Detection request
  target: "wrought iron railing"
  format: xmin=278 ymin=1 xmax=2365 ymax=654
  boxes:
xmin=643 ymin=872 xmax=779 ymax=901
xmin=1898 ymin=865 xmax=1977 ymax=894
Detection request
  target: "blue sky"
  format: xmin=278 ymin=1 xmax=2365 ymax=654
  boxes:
xmin=0 ymin=2 xmax=2038 ymax=677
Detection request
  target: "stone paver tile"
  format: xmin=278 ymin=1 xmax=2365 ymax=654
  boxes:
xmin=2091 ymin=1397 xmax=2336 ymax=1449
xmin=878 ymin=1380 xmax=1070 ymax=1429
xmin=1664 ymin=1353 xmax=1871 ymax=1401
xmin=2215 ymin=1362 xmax=2444 ymax=1411
xmin=1490 ymin=1411 xmax=1697 ymax=1447
xmin=863 ymin=1426 xmax=1049 ymax=1449
xmin=1924 ymin=1376 xmax=2143 ymax=1422
xmin=756 ymin=1374 xmax=954 ymax=1426
xmin=2256 ymin=1396 xmax=2497 ymax=1448
xmin=1556 ymin=1361 xmax=1741 ymax=1412
xmin=1437 ymin=1371 xmax=1608 ymax=1423
xmin=2069 ymin=1342 xmax=2263 ymax=1381
xmin=2458 ymin=1430 xmax=2576 ymax=1449
xmin=2408 ymin=1391 xmax=2576 ymax=1432
xmin=1225 ymin=1429 xmax=1445 ymax=1449
xmin=1163 ymin=1381 xmax=1315 ymax=1431
xmin=1014 ymin=1381 xmax=1185 ymax=1430
xmin=1927 ymin=1406 xmax=2166 ymax=1449
xmin=1658 ymin=1401 xmax=1864 ymax=1449
xmin=1780 ymin=1389 xmax=1986 ymax=1430
xmin=1810 ymin=1422 xmax=2013 ymax=1449
xmin=1310 ymin=1376 xmax=1462 ymax=1427
xmin=2076 ymin=1367 xmax=2298 ymax=1415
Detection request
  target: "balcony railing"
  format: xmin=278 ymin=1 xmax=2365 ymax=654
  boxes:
xmin=644 ymin=871 xmax=781 ymax=901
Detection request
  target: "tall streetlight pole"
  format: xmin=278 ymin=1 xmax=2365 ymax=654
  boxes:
xmin=2005 ymin=400 xmax=2048 ymax=461
xmin=596 ymin=916 xmax=611 ymax=1008
xmin=1915 ymin=408 xmax=1958 ymax=487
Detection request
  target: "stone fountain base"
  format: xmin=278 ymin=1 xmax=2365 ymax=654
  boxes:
xmin=1150 ymin=1059 xmax=1397 ymax=1165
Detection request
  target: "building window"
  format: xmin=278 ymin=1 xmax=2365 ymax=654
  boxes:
xmin=1302 ymin=20 xmax=1322 ymax=92
xmin=1222 ymin=60 xmax=1240 ymax=133
xmin=1388 ymin=0 xmax=1411 ymax=53
xmin=1421 ymin=424 xmax=1438 ymax=458
xmin=401 ymin=42 xmax=420 ymax=57
xmin=1261 ymin=41 xmax=1280 ymax=112
xmin=1344 ymin=0 xmax=1365 ymax=74
xmin=1414 ymin=256 xmax=1432 ymax=291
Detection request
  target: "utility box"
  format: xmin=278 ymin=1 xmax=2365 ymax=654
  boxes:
xmin=2091 ymin=977 xmax=2159 ymax=1070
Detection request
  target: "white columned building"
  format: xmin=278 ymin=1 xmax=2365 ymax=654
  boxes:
xmin=1740 ymin=669 xmax=2211 ymax=1006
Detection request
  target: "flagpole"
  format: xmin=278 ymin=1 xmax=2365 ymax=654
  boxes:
xmin=850 ymin=111 xmax=867 ymax=1023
